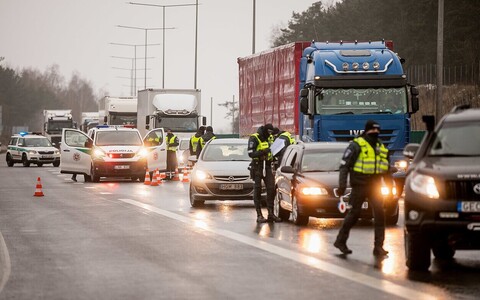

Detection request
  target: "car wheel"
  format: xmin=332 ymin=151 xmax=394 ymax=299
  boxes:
xmin=432 ymin=237 xmax=455 ymax=260
xmin=405 ymin=229 xmax=431 ymax=271
xmin=189 ymin=184 xmax=204 ymax=207
xmin=84 ymin=175 xmax=92 ymax=182
xmin=91 ymin=165 xmax=100 ymax=183
xmin=6 ymin=153 xmax=14 ymax=167
xmin=292 ymin=195 xmax=309 ymax=226
xmin=131 ymin=176 xmax=138 ymax=182
xmin=37 ymin=163 xmax=43 ymax=167
xmin=53 ymin=161 xmax=60 ymax=167
xmin=139 ymin=174 xmax=146 ymax=182
xmin=22 ymin=154 xmax=30 ymax=167
xmin=274 ymin=189 xmax=290 ymax=221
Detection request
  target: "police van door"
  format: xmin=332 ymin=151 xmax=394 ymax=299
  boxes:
xmin=143 ymin=128 xmax=167 ymax=171
xmin=60 ymin=129 xmax=92 ymax=175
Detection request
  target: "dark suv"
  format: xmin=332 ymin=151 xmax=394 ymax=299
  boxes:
xmin=403 ymin=105 xmax=480 ymax=270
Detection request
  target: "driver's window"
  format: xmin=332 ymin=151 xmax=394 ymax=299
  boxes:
xmin=144 ymin=130 xmax=163 ymax=147
xmin=65 ymin=131 xmax=89 ymax=147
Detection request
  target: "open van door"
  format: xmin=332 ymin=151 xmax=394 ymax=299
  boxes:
xmin=143 ymin=128 xmax=167 ymax=171
xmin=60 ymin=129 xmax=92 ymax=178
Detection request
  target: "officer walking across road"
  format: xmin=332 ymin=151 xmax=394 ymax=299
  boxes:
xmin=189 ymin=126 xmax=205 ymax=159
xmin=248 ymin=123 xmax=282 ymax=223
xmin=196 ymin=126 xmax=216 ymax=158
xmin=166 ymin=128 xmax=179 ymax=179
xmin=334 ymin=120 xmax=391 ymax=257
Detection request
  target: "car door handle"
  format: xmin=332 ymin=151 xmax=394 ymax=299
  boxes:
xmin=160 ymin=149 xmax=165 ymax=151
xmin=63 ymin=149 xmax=70 ymax=152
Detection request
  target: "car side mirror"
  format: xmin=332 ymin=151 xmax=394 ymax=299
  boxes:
xmin=280 ymin=165 xmax=295 ymax=174
xmin=410 ymin=86 xmax=419 ymax=113
xmin=403 ymin=143 xmax=420 ymax=159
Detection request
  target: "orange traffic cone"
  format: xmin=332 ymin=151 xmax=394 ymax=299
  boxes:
xmin=34 ymin=177 xmax=44 ymax=197
xmin=144 ymin=169 xmax=151 ymax=185
xmin=150 ymin=169 xmax=159 ymax=186
xmin=156 ymin=169 xmax=163 ymax=185
xmin=182 ymin=168 xmax=190 ymax=183
xmin=172 ymin=168 xmax=180 ymax=181
xmin=160 ymin=172 xmax=166 ymax=180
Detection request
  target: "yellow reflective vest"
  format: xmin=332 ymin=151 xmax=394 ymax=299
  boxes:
xmin=190 ymin=135 xmax=201 ymax=152
xmin=167 ymin=135 xmax=177 ymax=152
xmin=252 ymin=133 xmax=272 ymax=161
xmin=279 ymin=131 xmax=296 ymax=145
xmin=352 ymin=137 xmax=389 ymax=174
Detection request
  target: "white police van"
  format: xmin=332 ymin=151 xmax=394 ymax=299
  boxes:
xmin=6 ymin=132 xmax=61 ymax=167
xmin=60 ymin=125 xmax=167 ymax=182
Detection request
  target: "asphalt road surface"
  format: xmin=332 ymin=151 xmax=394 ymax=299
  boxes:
xmin=0 ymin=154 xmax=479 ymax=299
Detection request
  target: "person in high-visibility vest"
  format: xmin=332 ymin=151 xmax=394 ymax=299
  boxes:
xmin=196 ymin=126 xmax=216 ymax=158
xmin=271 ymin=127 xmax=296 ymax=170
xmin=334 ymin=120 xmax=392 ymax=257
xmin=248 ymin=123 xmax=282 ymax=223
xmin=189 ymin=126 xmax=205 ymax=159
xmin=166 ymin=128 xmax=179 ymax=179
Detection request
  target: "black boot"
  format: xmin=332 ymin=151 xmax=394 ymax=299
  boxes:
xmin=256 ymin=209 xmax=267 ymax=223
xmin=267 ymin=208 xmax=282 ymax=223
xmin=373 ymin=246 xmax=389 ymax=256
xmin=334 ymin=240 xmax=352 ymax=254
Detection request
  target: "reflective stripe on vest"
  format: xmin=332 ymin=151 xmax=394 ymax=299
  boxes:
xmin=190 ymin=135 xmax=200 ymax=152
xmin=200 ymin=136 xmax=216 ymax=147
xmin=252 ymin=133 xmax=272 ymax=161
xmin=279 ymin=131 xmax=296 ymax=145
xmin=352 ymin=137 xmax=389 ymax=174
xmin=167 ymin=136 xmax=177 ymax=151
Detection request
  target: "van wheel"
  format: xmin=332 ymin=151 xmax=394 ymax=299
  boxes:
xmin=91 ymin=165 xmax=100 ymax=183
xmin=6 ymin=154 xmax=14 ymax=167
xmin=37 ymin=163 xmax=43 ymax=167
xmin=405 ymin=229 xmax=431 ymax=271
xmin=22 ymin=154 xmax=30 ymax=167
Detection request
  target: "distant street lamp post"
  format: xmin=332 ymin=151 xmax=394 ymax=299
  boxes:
xmin=111 ymin=55 xmax=155 ymax=95
xmin=129 ymin=1 xmax=199 ymax=89
xmin=117 ymin=25 xmax=174 ymax=89
xmin=110 ymin=42 xmax=161 ymax=94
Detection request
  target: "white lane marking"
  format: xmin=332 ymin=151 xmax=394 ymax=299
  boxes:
xmin=0 ymin=231 xmax=11 ymax=294
xmin=100 ymin=192 xmax=112 ymax=195
xmin=84 ymin=186 xmax=96 ymax=189
xmin=117 ymin=198 xmax=435 ymax=300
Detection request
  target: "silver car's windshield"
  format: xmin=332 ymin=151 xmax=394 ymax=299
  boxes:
xmin=203 ymin=144 xmax=250 ymax=161
xmin=301 ymin=149 xmax=344 ymax=172
xmin=96 ymin=131 xmax=143 ymax=146
xmin=428 ymin=122 xmax=480 ymax=156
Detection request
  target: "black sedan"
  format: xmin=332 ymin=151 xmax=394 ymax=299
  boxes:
xmin=274 ymin=142 xmax=399 ymax=226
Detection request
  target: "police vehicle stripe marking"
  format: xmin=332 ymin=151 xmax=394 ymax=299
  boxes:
xmin=117 ymin=198 xmax=435 ymax=300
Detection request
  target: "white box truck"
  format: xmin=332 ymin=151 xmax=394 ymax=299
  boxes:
xmin=103 ymin=96 xmax=137 ymax=127
xmin=43 ymin=109 xmax=75 ymax=148
xmin=137 ymin=89 xmax=205 ymax=139
xmin=80 ymin=112 xmax=100 ymax=133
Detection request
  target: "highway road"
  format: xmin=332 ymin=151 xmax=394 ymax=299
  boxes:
xmin=0 ymin=154 xmax=479 ymax=299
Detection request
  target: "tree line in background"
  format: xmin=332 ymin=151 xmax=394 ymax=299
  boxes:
xmin=270 ymin=0 xmax=480 ymax=129
xmin=0 ymin=59 xmax=98 ymax=140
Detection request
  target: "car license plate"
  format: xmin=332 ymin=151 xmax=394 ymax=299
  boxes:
xmin=219 ymin=183 xmax=243 ymax=190
xmin=42 ymin=155 xmax=53 ymax=159
xmin=362 ymin=201 xmax=368 ymax=209
xmin=457 ymin=201 xmax=480 ymax=212
xmin=114 ymin=165 xmax=130 ymax=170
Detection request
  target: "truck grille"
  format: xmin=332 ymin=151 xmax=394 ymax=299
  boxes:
xmin=444 ymin=180 xmax=480 ymax=201
xmin=330 ymin=129 xmax=394 ymax=146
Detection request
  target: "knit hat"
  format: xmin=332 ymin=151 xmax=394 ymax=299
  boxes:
xmin=206 ymin=126 xmax=213 ymax=132
xmin=272 ymin=127 xmax=280 ymax=135
xmin=264 ymin=123 xmax=274 ymax=132
xmin=364 ymin=120 xmax=381 ymax=132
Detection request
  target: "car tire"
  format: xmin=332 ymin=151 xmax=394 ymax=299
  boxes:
xmin=432 ymin=237 xmax=455 ymax=260
xmin=131 ymin=176 xmax=138 ymax=182
xmin=84 ymin=175 xmax=92 ymax=182
xmin=189 ymin=184 xmax=204 ymax=207
xmin=274 ymin=189 xmax=290 ymax=221
xmin=22 ymin=154 xmax=30 ymax=167
xmin=6 ymin=153 xmax=14 ymax=167
xmin=53 ymin=161 xmax=60 ymax=167
xmin=405 ymin=229 xmax=431 ymax=271
xmin=91 ymin=165 xmax=100 ymax=183
xmin=37 ymin=163 xmax=43 ymax=167
xmin=292 ymin=195 xmax=309 ymax=226
xmin=139 ymin=174 xmax=146 ymax=182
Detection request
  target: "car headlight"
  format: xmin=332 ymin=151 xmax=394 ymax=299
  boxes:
xmin=410 ymin=173 xmax=439 ymax=199
xmin=299 ymin=186 xmax=328 ymax=196
xmin=194 ymin=170 xmax=212 ymax=180
xmin=135 ymin=147 xmax=149 ymax=158
xmin=394 ymin=160 xmax=409 ymax=172
xmin=54 ymin=150 xmax=60 ymax=155
xmin=28 ymin=150 xmax=37 ymax=154
xmin=93 ymin=148 xmax=106 ymax=158
xmin=380 ymin=185 xmax=397 ymax=196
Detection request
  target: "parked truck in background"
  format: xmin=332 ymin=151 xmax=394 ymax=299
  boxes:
xmin=43 ymin=109 xmax=76 ymax=148
xmin=103 ymin=96 xmax=137 ymax=127
xmin=80 ymin=112 xmax=100 ymax=133
xmin=137 ymin=88 xmax=205 ymax=139
xmin=238 ymin=40 xmax=419 ymax=195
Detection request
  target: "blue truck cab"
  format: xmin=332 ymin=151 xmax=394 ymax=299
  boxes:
xmin=298 ymin=40 xmax=419 ymax=193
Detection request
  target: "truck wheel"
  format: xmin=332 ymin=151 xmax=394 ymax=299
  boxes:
xmin=432 ymin=237 xmax=456 ymax=260
xmin=6 ymin=154 xmax=14 ymax=167
xmin=84 ymin=175 xmax=92 ymax=182
xmin=189 ymin=184 xmax=204 ymax=207
xmin=37 ymin=163 xmax=43 ymax=167
xmin=292 ymin=195 xmax=309 ymax=226
xmin=53 ymin=161 xmax=60 ymax=167
xmin=22 ymin=154 xmax=30 ymax=167
xmin=405 ymin=229 xmax=431 ymax=271
xmin=274 ymin=189 xmax=290 ymax=221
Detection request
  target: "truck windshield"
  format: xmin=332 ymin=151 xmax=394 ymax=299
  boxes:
xmin=110 ymin=114 xmax=137 ymax=126
xmin=156 ymin=117 xmax=198 ymax=132
xmin=47 ymin=120 xmax=74 ymax=132
xmin=315 ymin=87 xmax=407 ymax=115
xmin=96 ymin=131 xmax=143 ymax=146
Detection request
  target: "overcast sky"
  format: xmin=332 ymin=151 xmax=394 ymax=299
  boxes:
xmin=0 ymin=0 xmax=336 ymax=132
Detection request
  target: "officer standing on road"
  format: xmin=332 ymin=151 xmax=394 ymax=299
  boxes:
xmin=189 ymin=126 xmax=205 ymax=158
xmin=166 ymin=128 xmax=179 ymax=179
xmin=196 ymin=126 xmax=216 ymax=158
xmin=272 ymin=127 xmax=296 ymax=169
xmin=334 ymin=120 xmax=391 ymax=257
xmin=248 ymin=123 xmax=282 ymax=223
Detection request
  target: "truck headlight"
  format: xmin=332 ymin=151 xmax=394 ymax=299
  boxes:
xmin=93 ymin=148 xmax=105 ymax=158
xmin=410 ymin=173 xmax=439 ymax=199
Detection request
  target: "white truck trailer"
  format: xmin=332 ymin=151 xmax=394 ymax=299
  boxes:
xmin=80 ymin=112 xmax=100 ymax=133
xmin=137 ymin=89 xmax=205 ymax=139
xmin=103 ymin=96 xmax=137 ymax=127
xmin=43 ymin=109 xmax=75 ymax=147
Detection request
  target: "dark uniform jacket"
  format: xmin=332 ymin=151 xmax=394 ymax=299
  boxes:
xmin=248 ymin=126 xmax=271 ymax=161
xmin=196 ymin=131 xmax=216 ymax=157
